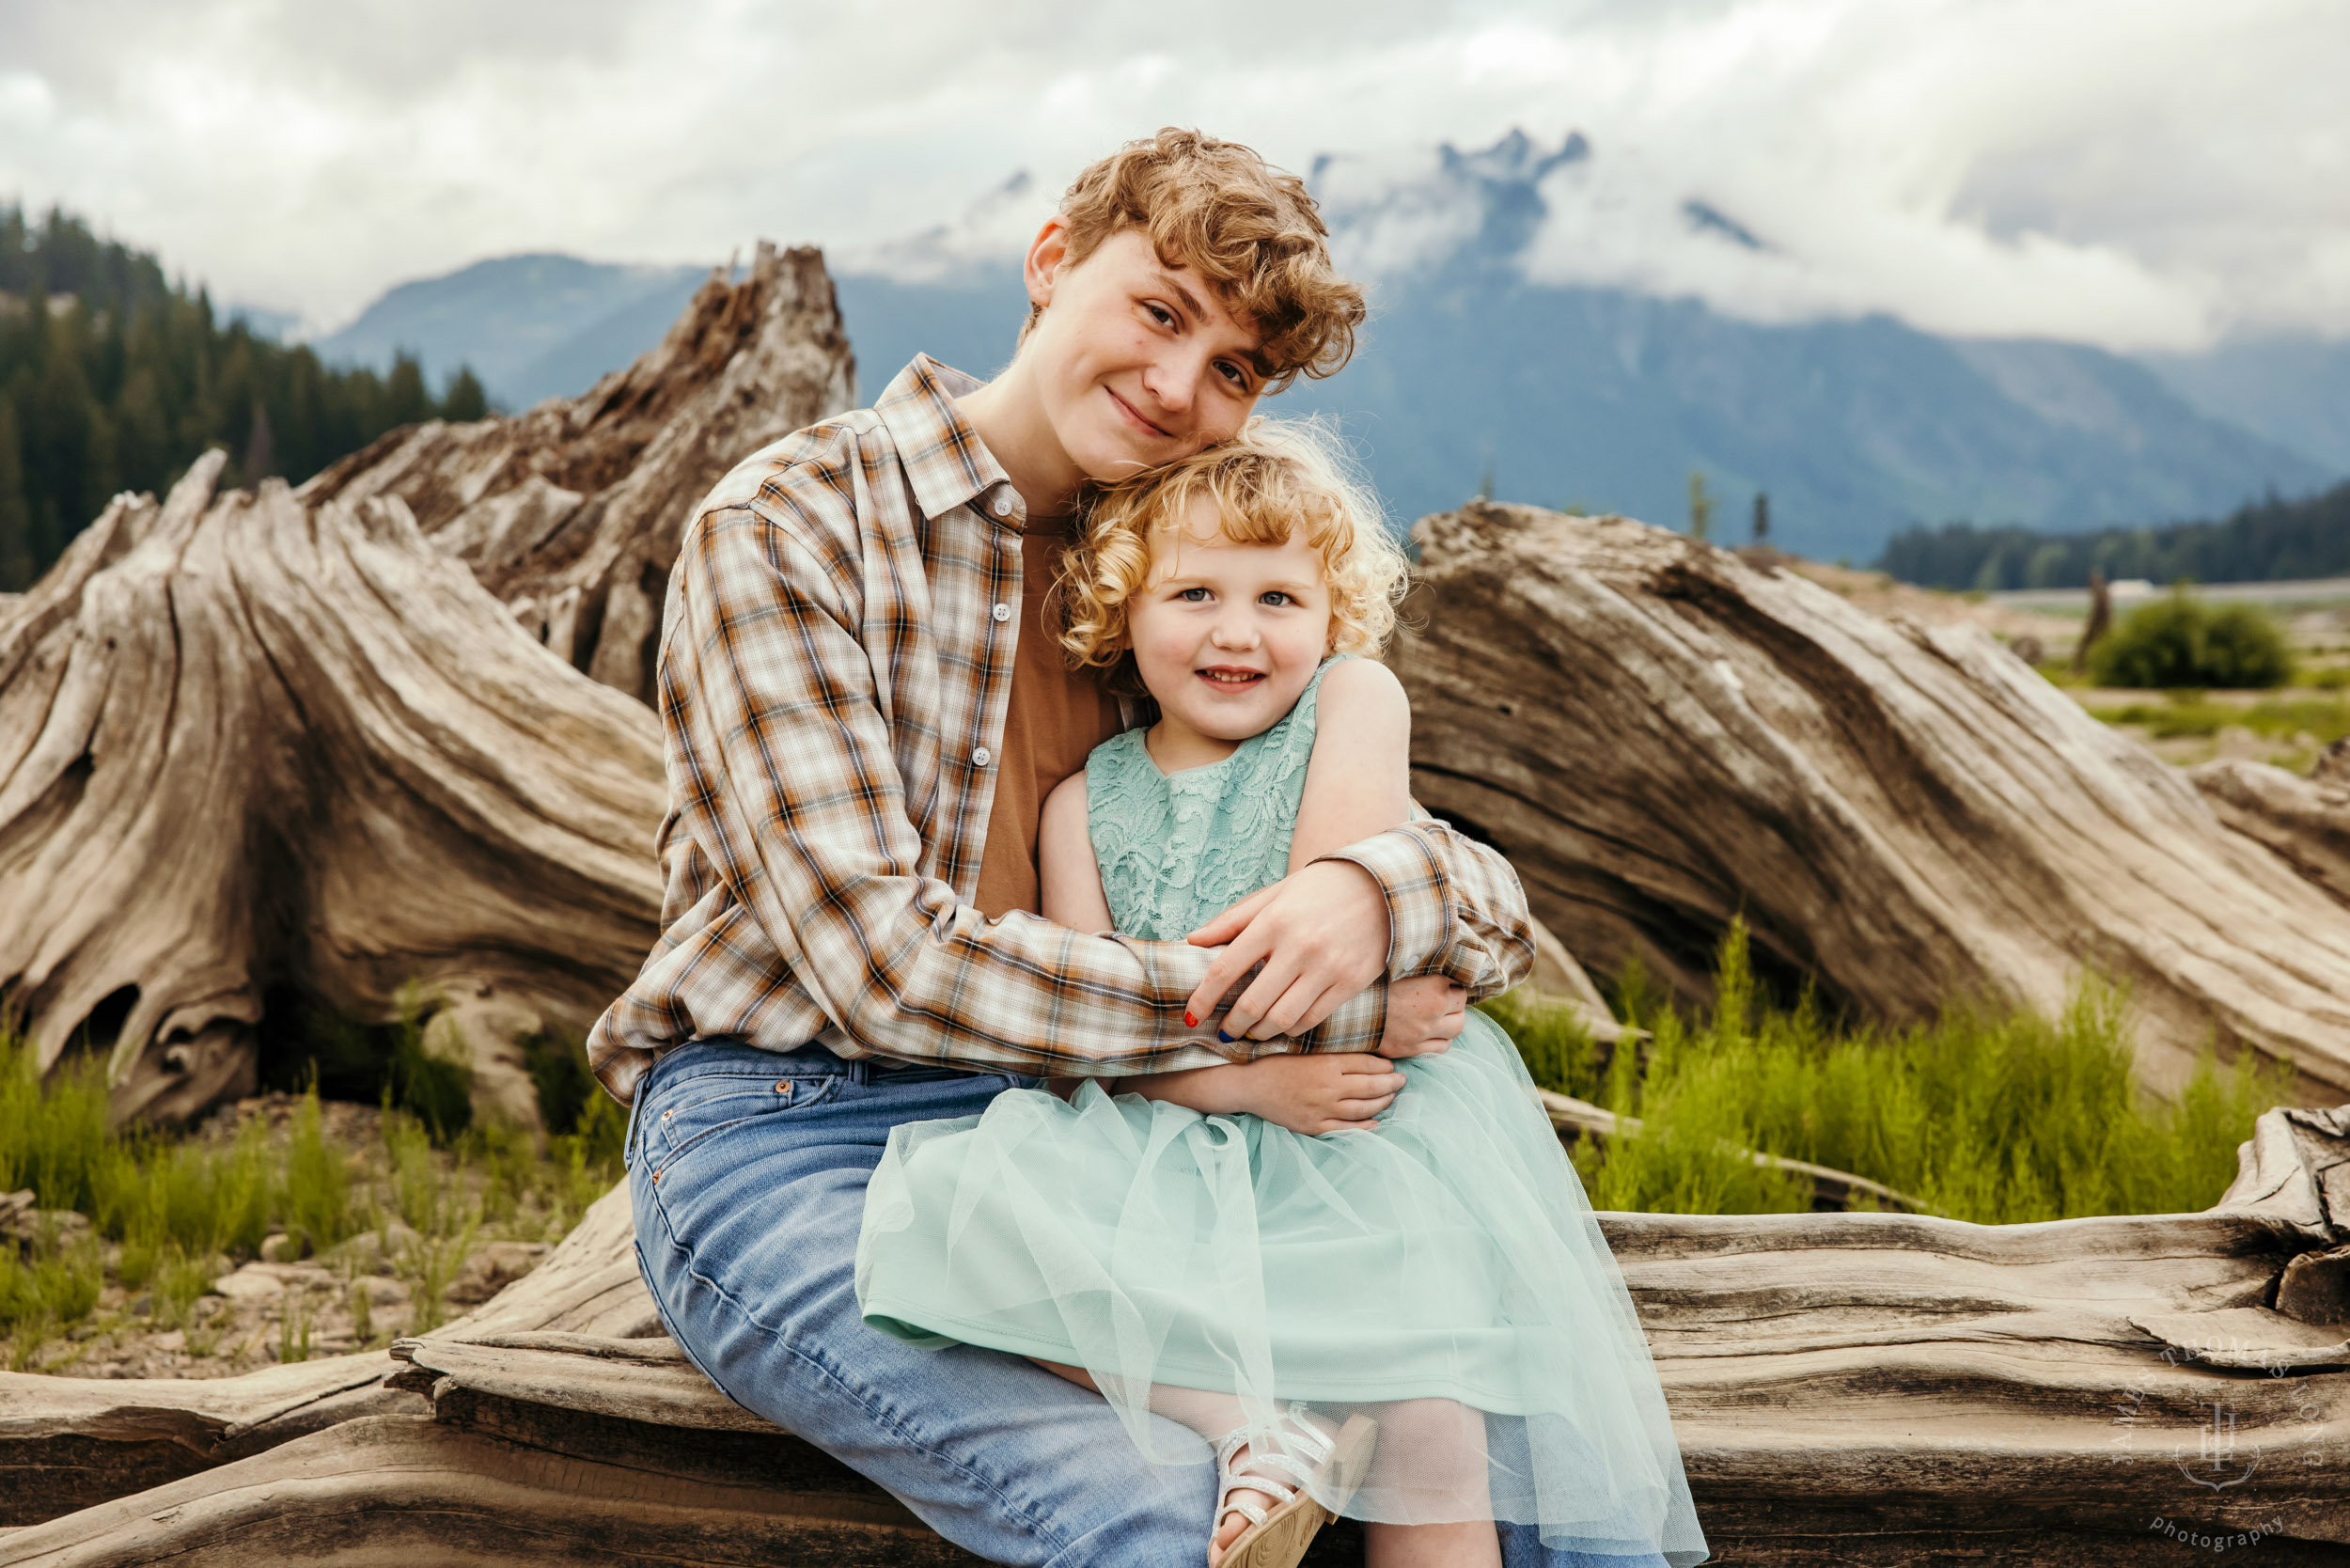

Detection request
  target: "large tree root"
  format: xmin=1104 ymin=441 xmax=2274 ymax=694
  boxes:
xmin=0 ymin=453 xmax=666 ymax=1122
xmin=0 ymin=241 xmax=851 ymax=1123
xmin=8 ymin=1107 xmax=2350 ymax=1564
xmin=1396 ymin=502 xmax=2350 ymax=1100
xmin=301 ymin=241 xmax=856 ymax=703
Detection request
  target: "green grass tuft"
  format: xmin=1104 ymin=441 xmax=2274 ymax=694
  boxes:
xmin=1482 ymin=919 xmax=2295 ymax=1223
xmin=1 ymin=1013 xmax=626 ymax=1365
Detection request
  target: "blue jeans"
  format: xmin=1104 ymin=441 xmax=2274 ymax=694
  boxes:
xmin=628 ymin=1039 xmax=1672 ymax=1567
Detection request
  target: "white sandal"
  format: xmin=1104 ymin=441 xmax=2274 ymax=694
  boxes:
xmin=1210 ymin=1403 xmax=1379 ymax=1568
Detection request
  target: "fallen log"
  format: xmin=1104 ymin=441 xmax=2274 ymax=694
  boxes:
xmin=0 ymin=452 xmax=666 ymax=1123
xmin=1396 ymin=502 xmax=2350 ymax=1102
xmin=300 ymin=241 xmax=856 ymax=702
xmin=8 ymin=1105 xmax=2350 ymax=1564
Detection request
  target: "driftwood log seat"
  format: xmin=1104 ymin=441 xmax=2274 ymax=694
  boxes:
xmin=6 ymin=1102 xmax=2348 ymax=1565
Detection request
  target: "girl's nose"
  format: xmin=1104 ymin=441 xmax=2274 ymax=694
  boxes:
xmin=1208 ymin=612 xmax=1259 ymax=650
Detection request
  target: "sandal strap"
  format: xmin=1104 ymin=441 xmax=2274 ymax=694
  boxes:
xmin=1279 ymin=1403 xmax=1336 ymax=1463
xmin=1214 ymin=1402 xmax=1337 ymax=1529
xmin=1228 ymin=1450 xmax=1318 ymax=1489
xmin=1215 ymin=1404 xmax=1337 ymax=1470
xmin=1216 ymin=1494 xmax=1273 ymax=1531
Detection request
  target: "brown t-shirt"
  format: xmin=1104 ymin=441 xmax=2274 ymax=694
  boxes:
xmin=972 ymin=516 xmax=1126 ymax=919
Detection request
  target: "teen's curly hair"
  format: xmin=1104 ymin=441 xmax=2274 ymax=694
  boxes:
xmin=1025 ymin=128 xmax=1366 ymax=393
xmin=1053 ymin=419 xmax=1408 ymax=682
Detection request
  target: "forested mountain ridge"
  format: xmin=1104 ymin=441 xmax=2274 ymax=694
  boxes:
xmin=1877 ymin=478 xmax=2350 ymax=590
xmin=0 ymin=205 xmax=488 ymax=590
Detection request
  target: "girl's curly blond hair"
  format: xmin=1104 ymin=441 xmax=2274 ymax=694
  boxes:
xmin=1053 ymin=419 xmax=1408 ymax=679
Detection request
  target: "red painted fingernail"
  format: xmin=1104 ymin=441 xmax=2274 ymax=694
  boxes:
xmin=1183 ymin=1012 xmax=1198 ymax=1028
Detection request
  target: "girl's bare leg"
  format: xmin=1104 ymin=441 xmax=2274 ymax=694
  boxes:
xmin=1029 ymin=1360 xmax=1266 ymax=1563
xmin=1362 ymin=1399 xmax=1502 ymax=1568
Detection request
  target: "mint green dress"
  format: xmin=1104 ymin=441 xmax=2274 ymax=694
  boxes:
xmin=856 ymin=659 xmax=1707 ymax=1563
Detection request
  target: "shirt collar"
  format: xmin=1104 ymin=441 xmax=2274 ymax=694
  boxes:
xmin=874 ymin=353 xmax=1021 ymax=525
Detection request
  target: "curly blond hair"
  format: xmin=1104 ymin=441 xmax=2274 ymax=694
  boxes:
xmin=1054 ymin=419 xmax=1408 ymax=679
xmin=1024 ymin=128 xmax=1366 ymax=393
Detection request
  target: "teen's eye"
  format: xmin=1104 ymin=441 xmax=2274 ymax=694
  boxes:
xmin=1215 ymin=359 xmax=1249 ymax=388
xmin=1144 ymin=302 xmax=1176 ymax=328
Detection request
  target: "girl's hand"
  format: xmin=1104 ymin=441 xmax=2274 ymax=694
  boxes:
xmin=1219 ymin=1054 xmax=1405 ymax=1136
xmin=1183 ymin=861 xmax=1391 ymax=1041
xmin=1377 ymin=975 xmax=1468 ymax=1058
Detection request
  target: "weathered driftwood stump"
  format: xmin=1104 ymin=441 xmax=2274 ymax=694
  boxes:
xmin=1395 ymin=502 xmax=2350 ymax=1102
xmin=2191 ymin=749 xmax=2350 ymax=911
xmin=7 ymin=1106 xmax=2349 ymax=1565
xmin=0 ymin=451 xmax=665 ymax=1123
xmin=301 ymin=240 xmax=856 ymax=703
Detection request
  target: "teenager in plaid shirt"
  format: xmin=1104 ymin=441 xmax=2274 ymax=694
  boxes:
xmin=599 ymin=131 xmax=1639 ymax=1567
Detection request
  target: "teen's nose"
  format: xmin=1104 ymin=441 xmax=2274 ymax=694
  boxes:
xmin=1139 ymin=350 xmax=1203 ymax=419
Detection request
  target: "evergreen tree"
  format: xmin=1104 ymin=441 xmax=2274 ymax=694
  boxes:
xmin=1687 ymin=470 xmax=1715 ymax=541
xmin=0 ymin=203 xmax=491 ymax=590
xmin=0 ymin=399 xmax=31 ymax=590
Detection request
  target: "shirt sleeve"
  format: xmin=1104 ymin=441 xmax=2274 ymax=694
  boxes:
xmin=1314 ymin=811 xmax=1538 ymax=1002
xmin=675 ymin=492 xmax=1251 ymax=1077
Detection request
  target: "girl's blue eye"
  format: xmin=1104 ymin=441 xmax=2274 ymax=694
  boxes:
xmin=1178 ymin=587 xmax=1210 ymax=603
xmin=1260 ymin=591 xmax=1292 ymax=607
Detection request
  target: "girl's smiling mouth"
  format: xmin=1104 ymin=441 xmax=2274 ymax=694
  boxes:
xmin=1196 ymin=666 xmax=1267 ymax=688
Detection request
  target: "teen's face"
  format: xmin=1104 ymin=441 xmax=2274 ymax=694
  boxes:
xmin=1025 ymin=227 xmax=1266 ymax=483
xmin=1126 ymin=495 xmax=1335 ymax=746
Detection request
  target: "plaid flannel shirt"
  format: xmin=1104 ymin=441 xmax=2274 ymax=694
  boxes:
xmin=587 ymin=356 xmax=1535 ymax=1105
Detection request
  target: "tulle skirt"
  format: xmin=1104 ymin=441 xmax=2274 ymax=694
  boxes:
xmin=854 ymin=1014 xmax=1708 ymax=1563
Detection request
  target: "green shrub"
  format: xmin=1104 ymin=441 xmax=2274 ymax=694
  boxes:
xmin=1484 ymin=920 xmax=2295 ymax=1222
xmin=2090 ymin=589 xmax=2292 ymax=689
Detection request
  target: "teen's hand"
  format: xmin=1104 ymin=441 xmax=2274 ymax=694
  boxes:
xmin=1183 ymin=861 xmax=1391 ymax=1043
xmin=1219 ymin=1054 xmax=1405 ymax=1136
xmin=1377 ymin=975 xmax=1467 ymax=1058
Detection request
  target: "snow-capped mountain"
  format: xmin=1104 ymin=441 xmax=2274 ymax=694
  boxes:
xmin=309 ymin=132 xmax=2343 ymax=561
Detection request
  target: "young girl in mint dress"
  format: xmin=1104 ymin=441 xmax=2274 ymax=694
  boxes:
xmin=857 ymin=423 xmax=1706 ymax=1568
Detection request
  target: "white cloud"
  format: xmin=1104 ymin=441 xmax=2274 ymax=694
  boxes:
xmin=0 ymin=0 xmax=2342 ymax=349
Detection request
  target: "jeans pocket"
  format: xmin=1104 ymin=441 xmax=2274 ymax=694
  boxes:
xmin=645 ymin=1070 xmax=842 ymax=1178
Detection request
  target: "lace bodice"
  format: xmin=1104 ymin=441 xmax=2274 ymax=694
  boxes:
xmin=1086 ymin=657 xmax=1344 ymax=941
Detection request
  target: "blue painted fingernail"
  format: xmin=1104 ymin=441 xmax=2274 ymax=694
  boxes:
xmin=1218 ymin=1030 xmax=1235 ymax=1043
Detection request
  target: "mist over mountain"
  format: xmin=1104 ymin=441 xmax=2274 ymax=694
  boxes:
xmin=304 ymin=132 xmax=2344 ymax=562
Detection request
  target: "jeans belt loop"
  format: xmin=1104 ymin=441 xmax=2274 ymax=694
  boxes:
xmin=622 ymin=1066 xmax=651 ymax=1168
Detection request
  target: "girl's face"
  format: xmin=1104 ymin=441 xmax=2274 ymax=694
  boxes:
xmin=1124 ymin=494 xmax=1335 ymax=751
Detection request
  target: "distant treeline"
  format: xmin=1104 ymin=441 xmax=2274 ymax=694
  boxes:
xmin=0 ymin=205 xmax=488 ymax=591
xmin=1877 ymin=479 xmax=2350 ymax=591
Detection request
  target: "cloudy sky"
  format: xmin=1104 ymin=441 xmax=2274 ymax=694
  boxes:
xmin=2 ymin=0 xmax=2344 ymax=351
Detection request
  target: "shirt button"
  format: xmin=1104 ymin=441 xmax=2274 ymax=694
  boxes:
xmin=992 ymin=603 xmax=1011 ymax=622
xmin=992 ymin=492 xmax=1013 ymax=519
xmin=972 ymin=746 xmax=993 ymax=767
